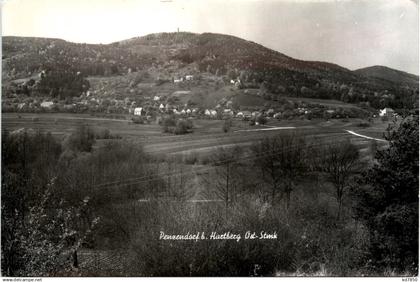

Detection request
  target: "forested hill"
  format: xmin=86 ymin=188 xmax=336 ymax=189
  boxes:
xmin=3 ymin=33 xmax=418 ymax=110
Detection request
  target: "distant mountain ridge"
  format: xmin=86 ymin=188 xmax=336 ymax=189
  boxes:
xmin=355 ymin=65 xmax=419 ymax=88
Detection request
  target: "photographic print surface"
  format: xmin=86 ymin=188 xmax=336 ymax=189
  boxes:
xmin=1 ymin=0 xmax=419 ymax=277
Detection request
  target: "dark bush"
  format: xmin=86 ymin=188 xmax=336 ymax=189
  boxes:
xmin=63 ymin=124 xmax=95 ymax=152
xmin=174 ymin=119 xmax=192 ymax=135
xmin=223 ymin=118 xmax=232 ymax=133
xmin=357 ymin=121 xmax=371 ymax=128
xmin=256 ymin=115 xmax=268 ymax=125
xmin=132 ymin=116 xmax=145 ymax=124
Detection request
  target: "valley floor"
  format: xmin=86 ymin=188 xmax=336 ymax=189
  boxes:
xmin=1 ymin=112 xmax=390 ymax=157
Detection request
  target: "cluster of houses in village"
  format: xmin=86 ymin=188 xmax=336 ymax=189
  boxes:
xmin=173 ymin=75 xmax=194 ymax=83
xmin=4 ymin=90 xmax=396 ymax=122
xmin=3 ymin=78 xmax=397 ymax=122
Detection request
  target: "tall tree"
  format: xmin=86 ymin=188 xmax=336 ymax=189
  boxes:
xmin=252 ymin=134 xmax=307 ymax=209
xmin=353 ymin=116 xmax=419 ymax=274
xmin=211 ymin=146 xmax=243 ymax=214
xmin=321 ymin=141 xmax=360 ymax=220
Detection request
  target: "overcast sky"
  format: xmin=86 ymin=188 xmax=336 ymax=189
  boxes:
xmin=2 ymin=0 xmax=419 ymax=74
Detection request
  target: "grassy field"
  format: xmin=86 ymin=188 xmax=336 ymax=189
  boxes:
xmin=2 ymin=113 xmax=391 ymax=158
xmin=283 ymin=96 xmax=360 ymax=109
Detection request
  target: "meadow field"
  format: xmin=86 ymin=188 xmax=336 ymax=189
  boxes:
xmin=2 ymin=112 xmax=390 ymax=156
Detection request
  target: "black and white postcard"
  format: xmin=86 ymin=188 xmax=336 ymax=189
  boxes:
xmin=1 ymin=0 xmax=418 ymax=278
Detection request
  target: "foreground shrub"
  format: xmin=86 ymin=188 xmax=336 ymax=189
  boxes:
xmin=353 ymin=116 xmax=419 ymax=275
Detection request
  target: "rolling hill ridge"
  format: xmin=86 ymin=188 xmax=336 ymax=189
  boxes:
xmin=2 ymin=32 xmax=418 ymax=111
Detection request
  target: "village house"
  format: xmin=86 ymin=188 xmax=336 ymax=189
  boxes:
xmin=223 ymin=109 xmax=234 ymax=117
xmin=243 ymin=111 xmax=252 ymax=119
xmin=204 ymin=109 xmax=217 ymax=118
xmin=134 ymin=107 xmax=143 ymax=116
xmin=40 ymin=101 xmax=54 ymax=109
xmin=273 ymin=112 xmax=282 ymax=119
xmin=379 ymin=107 xmax=395 ymax=117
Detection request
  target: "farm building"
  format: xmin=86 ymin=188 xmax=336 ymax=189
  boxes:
xmin=40 ymin=101 xmax=54 ymax=109
xmin=243 ymin=111 xmax=252 ymax=119
xmin=379 ymin=108 xmax=395 ymax=117
xmin=134 ymin=107 xmax=143 ymax=116
xmin=185 ymin=75 xmax=194 ymax=81
xmin=205 ymin=109 xmax=217 ymax=117
xmin=223 ymin=109 xmax=234 ymax=117
xmin=230 ymin=78 xmax=242 ymax=87
xmin=237 ymin=111 xmax=252 ymax=119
